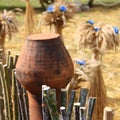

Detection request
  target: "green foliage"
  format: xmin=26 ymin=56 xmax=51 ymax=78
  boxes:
xmin=0 ymin=0 xmax=40 ymax=8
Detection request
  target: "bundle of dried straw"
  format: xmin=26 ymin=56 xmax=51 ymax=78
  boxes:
xmin=74 ymin=20 xmax=119 ymax=54
xmin=0 ymin=9 xmax=18 ymax=63
xmin=41 ymin=1 xmax=75 ymax=36
xmin=25 ymin=0 xmax=36 ymax=35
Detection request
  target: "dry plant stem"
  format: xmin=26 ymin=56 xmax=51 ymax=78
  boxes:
xmin=12 ymin=70 xmax=18 ymax=120
xmin=0 ymin=63 xmax=11 ymax=120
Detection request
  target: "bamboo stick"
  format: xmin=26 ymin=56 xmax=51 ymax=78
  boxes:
xmin=74 ymin=102 xmax=80 ymax=120
xmin=86 ymin=97 xmax=96 ymax=120
xmin=66 ymin=90 xmax=76 ymax=120
xmin=60 ymin=106 xmax=67 ymax=120
xmin=60 ymin=89 xmax=67 ymax=108
xmin=103 ymin=107 xmax=114 ymax=120
xmin=79 ymin=88 xmax=89 ymax=107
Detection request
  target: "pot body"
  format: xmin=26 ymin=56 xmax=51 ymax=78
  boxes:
xmin=16 ymin=33 xmax=74 ymax=97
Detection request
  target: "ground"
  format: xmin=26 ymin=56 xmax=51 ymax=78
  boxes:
xmin=4 ymin=4 xmax=120 ymax=120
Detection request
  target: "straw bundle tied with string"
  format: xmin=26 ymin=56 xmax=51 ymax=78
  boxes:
xmin=0 ymin=10 xmax=18 ymax=63
xmin=66 ymin=47 xmax=107 ymax=120
xmin=74 ymin=20 xmax=120 ymax=55
xmin=40 ymin=1 xmax=76 ymax=38
xmin=25 ymin=0 xmax=37 ymax=36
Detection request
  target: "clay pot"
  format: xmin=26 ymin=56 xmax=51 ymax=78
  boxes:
xmin=16 ymin=33 xmax=74 ymax=119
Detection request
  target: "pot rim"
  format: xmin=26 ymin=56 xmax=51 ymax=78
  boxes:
xmin=27 ymin=33 xmax=60 ymax=41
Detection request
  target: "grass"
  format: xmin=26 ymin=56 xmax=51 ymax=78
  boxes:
xmin=1 ymin=1 xmax=120 ymax=120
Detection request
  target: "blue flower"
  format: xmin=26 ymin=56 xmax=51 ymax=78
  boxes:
xmin=76 ymin=60 xmax=85 ymax=65
xmin=113 ymin=26 xmax=119 ymax=34
xmin=94 ymin=27 xmax=99 ymax=32
xmin=59 ymin=5 xmax=67 ymax=12
xmin=47 ymin=5 xmax=54 ymax=13
xmin=86 ymin=20 xmax=94 ymax=25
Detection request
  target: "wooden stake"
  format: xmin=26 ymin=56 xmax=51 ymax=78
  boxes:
xmin=80 ymin=107 xmax=86 ymax=120
xmin=74 ymin=102 xmax=80 ymax=120
xmin=86 ymin=97 xmax=96 ymax=120
xmin=66 ymin=90 xmax=76 ymax=120
xmin=79 ymin=88 xmax=89 ymax=107
xmin=103 ymin=107 xmax=114 ymax=120
xmin=42 ymin=86 xmax=51 ymax=120
xmin=60 ymin=106 xmax=67 ymax=120
xmin=61 ymin=88 xmax=67 ymax=108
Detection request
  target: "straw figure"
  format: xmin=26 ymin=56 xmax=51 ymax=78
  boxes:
xmin=0 ymin=10 xmax=18 ymax=64
xmin=73 ymin=21 xmax=119 ymax=120
xmin=25 ymin=0 xmax=36 ymax=35
xmin=74 ymin=20 xmax=120 ymax=56
xmin=66 ymin=48 xmax=106 ymax=120
xmin=41 ymin=1 xmax=75 ymax=41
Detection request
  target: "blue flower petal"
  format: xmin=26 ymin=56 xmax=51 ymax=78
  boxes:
xmin=59 ymin=6 xmax=67 ymax=12
xmin=113 ymin=26 xmax=119 ymax=34
xmin=86 ymin=20 xmax=94 ymax=25
xmin=47 ymin=5 xmax=54 ymax=13
xmin=94 ymin=27 xmax=99 ymax=32
xmin=76 ymin=60 xmax=85 ymax=65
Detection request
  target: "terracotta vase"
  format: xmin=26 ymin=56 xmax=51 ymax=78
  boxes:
xmin=16 ymin=33 xmax=74 ymax=120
